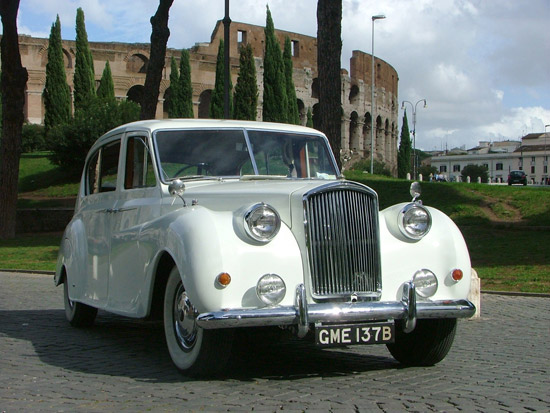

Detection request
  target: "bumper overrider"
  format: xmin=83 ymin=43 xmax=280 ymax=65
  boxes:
xmin=196 ymin=282 xmax=476 ymax=337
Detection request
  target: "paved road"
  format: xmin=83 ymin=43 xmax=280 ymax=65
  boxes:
xmin=1 ymin=271 xmax=549 ymax=412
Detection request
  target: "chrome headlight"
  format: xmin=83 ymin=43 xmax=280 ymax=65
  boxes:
xmin=413 ymin=269 xmax=438 ymax=298
xmin=244 ymin=203 xmax=281 ymax=243
xmin=256 ymin=274 xmax=286 ymax=306
xmin=398 ymin=203 xmax=432 ymax=240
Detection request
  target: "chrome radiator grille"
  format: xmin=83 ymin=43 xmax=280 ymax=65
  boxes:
xmin=304 ymin=183 xmax=381 ymax=300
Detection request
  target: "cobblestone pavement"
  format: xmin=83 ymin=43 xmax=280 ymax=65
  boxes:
xmin=1 ymin=271 xmax=549 ymax=412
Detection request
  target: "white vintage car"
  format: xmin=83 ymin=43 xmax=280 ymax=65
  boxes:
xmin=55 ymin=119 xmax=475 ymax=376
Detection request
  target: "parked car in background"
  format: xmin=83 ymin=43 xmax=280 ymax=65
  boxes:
xmin=508 ymin=170 xmax=527 ymax=186
xmin=55 ymin=119 xmax=476 ymax=376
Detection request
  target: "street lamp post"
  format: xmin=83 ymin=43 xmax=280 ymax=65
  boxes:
xmin=545 ymin=124 xmax=550 ymax=184
xmin=370 ymin=14 xmax=385 ymax=175
xmin=223 ymin=0 xmax=231 ymax=119
xmin=401 ymin=99 xmax=427 ymax=179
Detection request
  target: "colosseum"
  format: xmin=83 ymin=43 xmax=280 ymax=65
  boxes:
xmin=17 ymin=20 xmax=399 ymax=172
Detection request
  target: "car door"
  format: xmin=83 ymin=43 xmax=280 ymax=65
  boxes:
xmin=108 ymin=135 xmax=161 ymax=315
xmin=79 ymin=137 xmax=122 ymax=307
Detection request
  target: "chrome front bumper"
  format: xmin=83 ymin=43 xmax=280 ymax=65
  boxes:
xmin=196 ymin=282 xmax=476 ymax=337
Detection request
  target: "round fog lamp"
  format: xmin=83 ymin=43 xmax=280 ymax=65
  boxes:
xmin=413 ymin=269 xmax=438 ymax=298
xmin=256 ymin=274 xmax=286 ymax=306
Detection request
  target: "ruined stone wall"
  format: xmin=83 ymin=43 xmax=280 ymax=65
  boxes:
xmin=12 ymin=20 xmax=398 ymax=174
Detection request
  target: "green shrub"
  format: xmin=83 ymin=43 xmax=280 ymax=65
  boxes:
xmin=47 ymin=98 xmax=140 ymax=175
xmin=349 ymin=159 xmax=392 ymax=176
xmin=21 ymin=123 xmax=47 ymax=153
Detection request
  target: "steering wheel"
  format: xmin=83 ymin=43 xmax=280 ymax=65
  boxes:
xmin=173 ymin=162 xmax=210 ymax=177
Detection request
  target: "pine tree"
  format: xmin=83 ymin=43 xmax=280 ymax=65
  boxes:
xmin=43 ymin=15 xmax=71 ymax=135
xmin=262 ymin=5 xmax=287 ymax=123
xmin=317 ymin=0 xmax=342 ymax=168
xmin=73 ymin=7 xmax=96 ymax=112
xmin=210 ymin=39 xmax=232 ymax=119
xmin=397 ymin=110 xmax=412 ymax=179
xmin=168 ymin=56 xmax=182 ymax=117
xmin=179 ymin=49 xmax=194 ymax=118
xmin=233 ymin=43 xmax=258 ymax=121
xmin=97 ymin=61 xmax=115 ymax=102
xmin=283 ymin=37 xmax=299 ymax=124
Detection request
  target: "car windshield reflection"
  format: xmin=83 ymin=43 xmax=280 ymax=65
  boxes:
xmin=153 ymin=129 xmax=337 ymax=181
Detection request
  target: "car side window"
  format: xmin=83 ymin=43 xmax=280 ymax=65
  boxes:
xmin=86 ymin=140 xmax=121 ymax=195
xmin=124 ymin=137 xmax=157 ymax=189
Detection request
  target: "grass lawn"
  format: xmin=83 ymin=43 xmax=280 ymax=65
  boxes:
xmin=1 ymin=155 xmax=548 ymax=293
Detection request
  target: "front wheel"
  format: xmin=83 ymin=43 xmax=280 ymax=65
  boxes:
xmin=63 ymin=276 xmax=97 ymax=327
xmin=163 ymin=266 xmax=233 ymax=377
xmin=387 ymin=318 xmax=457 ymax=366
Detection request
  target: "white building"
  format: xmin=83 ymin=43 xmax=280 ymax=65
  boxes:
xmin=430 ymin=133 xmax=550 ymax=184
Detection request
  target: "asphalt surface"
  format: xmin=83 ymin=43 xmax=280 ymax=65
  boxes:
xmin=1 ymin=271 xmax=549 ymax=412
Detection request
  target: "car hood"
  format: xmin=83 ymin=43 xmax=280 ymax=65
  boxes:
xmin=168 ymin=178 xmax=338 ymax=228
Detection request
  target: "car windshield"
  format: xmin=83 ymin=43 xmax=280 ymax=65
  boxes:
xmin=154 ymin=129 xmax=338 ymax=181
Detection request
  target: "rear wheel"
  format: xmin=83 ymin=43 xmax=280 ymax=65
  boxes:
xmin=63 ymin=275 xmax=97 ymax=327
xmin=163 ymin=266 xmax=233 ymax=377
xmin=387 ymin=318 xmax=457 ymax=366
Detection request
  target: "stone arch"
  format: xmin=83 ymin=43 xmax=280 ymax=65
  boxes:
xmin=384 ymin=118 xmax=391 ymax=164
xmin=349 ymin=84 xmax=359 ymax=105
xmin=127 ymin=85 xmax=144 ymax=105
xmin=349 ymin=111 xmax=361 ymax=154
xmin=375 ymin=115 xmax=383 ymax=161
xmin=311 ymin=78 xmax=319 ymax=99
xmin=312 ymin=103 xmax=320 ymax=130
xmin=126 ymin=53 xmax=148 ymax=74
xmin=198 ymin=89 xmax=212 ymax=118
xmin=62 ymin=48 xmax=73 ymax=69
xmin=363 ymin=112 xmax=372 ymax=155
xmin=297 ymin=99 xmax=306 ymax=125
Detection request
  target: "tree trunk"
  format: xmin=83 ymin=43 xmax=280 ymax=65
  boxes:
xmin=140 ymin=0 xmax=174 ymax=120
xmin=317 ymin=0 xmax=342 ymax=169
xmin=0 ymin=0 xmax=28 ymax=239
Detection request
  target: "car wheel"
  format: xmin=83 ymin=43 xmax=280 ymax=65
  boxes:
xmin=386 ymin=318 xmax=457 ymax=366
xmin=63 ymin=276 xmax=97 ymax=327
xmin=163 ymin=266 xmax=233 ymax=376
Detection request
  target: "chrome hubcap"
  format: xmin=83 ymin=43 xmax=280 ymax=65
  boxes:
xmin=173 ymin=283 xmax=198 ymax=351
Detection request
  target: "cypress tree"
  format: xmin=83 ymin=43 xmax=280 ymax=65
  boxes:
xmin=210 ymin=39 xmax=232 ymax=119
xmin=74 ymin=7 xmax=96 ymax=112
xmin=168 ymin=56 xmax=182 ymax=117
xmin=283 ymin=37 xmax=299 ymax=125
xmin=179 ymin=49 xmax=194 ymax=118
xmin=397 ymin=110 xmax=412 ymax=179
xmin=43 ymin=15 xmax=71 ymax=135
xmin=306 ymin=107 xmax=313 ymax=128
xmin=233 ymin=43 xmax=258 ymax=121
xmin=97 ymin=61 xmax=115 ymax=102
xmin=262 ymin=5 xmax=287 ymax=123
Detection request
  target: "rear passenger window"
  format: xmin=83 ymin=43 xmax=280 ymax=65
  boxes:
xmin=124 ymin=137 xmax=156 ymax=189
xmin=86 ymin=140 xmax=121 ymax=195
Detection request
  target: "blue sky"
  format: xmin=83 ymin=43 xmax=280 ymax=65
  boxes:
xmin=12 ymin=0 xmax=550 ymax=151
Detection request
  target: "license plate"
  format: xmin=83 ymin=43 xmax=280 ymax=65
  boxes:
xmin=315 ymin=321 xmax=395 ymax=347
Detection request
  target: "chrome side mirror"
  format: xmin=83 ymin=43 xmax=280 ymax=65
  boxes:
xmin=410 ymin=181 xmax=422 ymax=203
xmin=168 ymin=179 xmax=187 ymax=207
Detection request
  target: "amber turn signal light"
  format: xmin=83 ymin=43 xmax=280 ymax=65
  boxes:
xmin=216 ymin=272 xmax=231 ymax=287
xmin=451 ymin=269 xmax=463 ymax=282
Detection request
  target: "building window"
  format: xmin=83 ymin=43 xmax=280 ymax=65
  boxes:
xmin=532 ymin=156 xmax=536 ymax=162
xmin=237 ymin=30 xmax=247 ymax=47
xmin=531 ymin=166 xmax=535 ymax=174
xmin=291 ymin=40 xmax=300 ymax=57
xmin=453 ymin=164 xmax=461 ymax=172
xmin=496 ymin=163 xmax=503 ymax=171
xmin=544 ymin=165 xmax=548 ymax=174
xmin=439 ymin=165 xmax=447 ymax=173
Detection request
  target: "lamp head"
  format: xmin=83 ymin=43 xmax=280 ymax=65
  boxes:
xmin=372 ymin=14 xmax=386 ymax=21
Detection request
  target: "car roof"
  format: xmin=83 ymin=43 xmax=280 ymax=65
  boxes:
xmin=95 ymin=119 xmax=325 ymax=146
